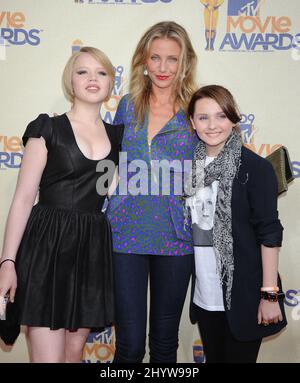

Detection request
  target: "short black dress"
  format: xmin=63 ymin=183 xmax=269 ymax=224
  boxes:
xmin=13 ymin=113 xmax=123 ymax=330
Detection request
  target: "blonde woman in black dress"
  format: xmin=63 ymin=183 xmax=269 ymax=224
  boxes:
xmin=0 ymin=47 xmax=123 ymax=362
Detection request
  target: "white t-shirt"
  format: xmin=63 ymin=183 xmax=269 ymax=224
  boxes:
xmin=186 ymin=156 xmax=225 ymax=311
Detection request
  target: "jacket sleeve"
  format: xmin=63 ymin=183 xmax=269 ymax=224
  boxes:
xmin=247 ymin=158 xmax=283 ymax=247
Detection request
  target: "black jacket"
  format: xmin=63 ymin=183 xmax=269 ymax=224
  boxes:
xmin=190 ymin=146 xmax=287 ymax=341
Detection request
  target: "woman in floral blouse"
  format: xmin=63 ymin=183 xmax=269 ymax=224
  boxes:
xmin=106 ymin=21 xmax=198 ymax=363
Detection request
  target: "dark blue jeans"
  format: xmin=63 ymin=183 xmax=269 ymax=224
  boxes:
xmin=113 ymin=252 xmax=193 ymax=363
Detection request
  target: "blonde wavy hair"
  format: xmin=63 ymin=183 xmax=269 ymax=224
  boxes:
xmin=129 ymin=21 xmax=198 ymax=125
xmin=62 ymin=46 xmax=115 ymax=104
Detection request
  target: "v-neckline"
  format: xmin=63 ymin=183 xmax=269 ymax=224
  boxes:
xmin=146 ymin=110 xmax=180 ymax=146
xmin=64 ymin=113 xmax=112 ymax=162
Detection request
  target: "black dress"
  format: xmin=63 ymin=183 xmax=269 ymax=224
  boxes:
xmin=13 ymin=113 xmax=123 ymax=330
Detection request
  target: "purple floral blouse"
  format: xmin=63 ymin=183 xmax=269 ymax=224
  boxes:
xmin=106 ymin=94 xmax=198 ymax=255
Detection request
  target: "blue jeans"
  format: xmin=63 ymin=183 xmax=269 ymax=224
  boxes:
xmin=113 ymin=252 xmax=193 ymax=363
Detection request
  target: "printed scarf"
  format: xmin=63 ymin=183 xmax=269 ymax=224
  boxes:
xmin=184 ymin=129 xmax=242 ymax=309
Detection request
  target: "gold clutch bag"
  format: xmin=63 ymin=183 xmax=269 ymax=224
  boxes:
xmin=266 ymin=146 xmax=294 ymax=195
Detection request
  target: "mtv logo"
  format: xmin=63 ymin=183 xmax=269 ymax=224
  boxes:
xmin=72 ymin=45 xmax=81 ymax=53
xmin=86 ymin=327 xmax=114 ymax=344
xmin=113 ymin=65 xmax=124 ymax=96
xmin=240 ymin=123 xmax=256 ymax=143
xmin=193 ymin=341 xmax=205 ymax=363
xmin=72 ymin=39 xmax=83 ymax=53
xmin=227 ymin=0 xmax=259 ymax=16
xmin=86 ymin=331 xmax=100 ymax=343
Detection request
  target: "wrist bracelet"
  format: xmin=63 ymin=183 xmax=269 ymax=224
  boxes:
xmin=261 ymin=286 xmax=279 ymax=292
xmin=260 ymin=291 xmax=285 ymax=302
xmin=0 ymin=259 xmax=16 ymax=268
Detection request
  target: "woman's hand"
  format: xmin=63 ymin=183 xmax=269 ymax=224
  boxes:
xmin=0 ymin=261 xmax=17 ymax=304
xmin=257 ymin=299 xmax=283 ymax=326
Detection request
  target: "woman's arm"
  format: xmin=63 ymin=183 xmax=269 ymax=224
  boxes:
xmin=0 ymin=137 xmax=47 ymax=302
xmin=261 ymin=245 xmax=279 ymax=287
xmin=246 ymin=151 xmax=284 ymax=326
xmin=257 ymin=245 xmax=283 ymax=325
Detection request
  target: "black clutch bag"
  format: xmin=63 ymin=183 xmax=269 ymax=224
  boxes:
xmin=0 ymin=301 xmax=20 ymax=345
xmin=266 ymin=146 xmax=294 ymax=195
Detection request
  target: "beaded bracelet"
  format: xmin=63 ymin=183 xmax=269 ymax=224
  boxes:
xmin=260 ymin=286 xmax=279 ymax=292
xmin=0 ymin=259 xmax=16 ymax=268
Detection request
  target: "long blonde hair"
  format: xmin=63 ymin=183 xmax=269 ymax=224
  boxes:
xmin=129 ymin=21 xmax=197 ymax=125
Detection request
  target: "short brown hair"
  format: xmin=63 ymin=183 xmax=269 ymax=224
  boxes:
xmin=188 ymin=85 xmax=241 ymax=129
xmin=62 ymin=46 xmax=115 ymax=103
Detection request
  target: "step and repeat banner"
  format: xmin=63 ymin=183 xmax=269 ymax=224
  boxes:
xmin=0 ymin=0 xmax=299 ymax=363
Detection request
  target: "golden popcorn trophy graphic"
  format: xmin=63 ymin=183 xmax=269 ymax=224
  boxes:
xmin=200 ymin=0 xmax=225 ymax=50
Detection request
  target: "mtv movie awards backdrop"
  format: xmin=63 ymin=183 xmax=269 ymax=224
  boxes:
xmin=0 ymin=0 xmax=299 ymax=363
